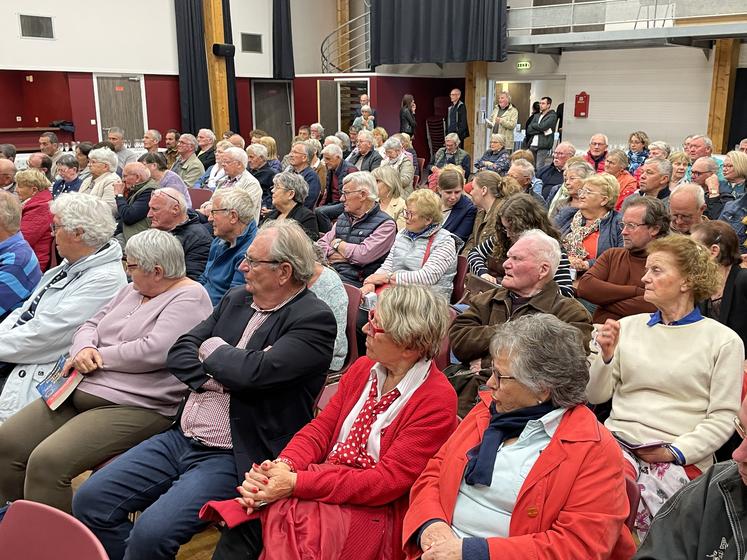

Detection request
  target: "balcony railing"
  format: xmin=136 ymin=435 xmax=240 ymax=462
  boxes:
xmin=507 ymin=0 xmax=747 ymax=35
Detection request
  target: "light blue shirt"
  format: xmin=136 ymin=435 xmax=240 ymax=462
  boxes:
xmin=451 ymin=407 xmax=567 ymax=539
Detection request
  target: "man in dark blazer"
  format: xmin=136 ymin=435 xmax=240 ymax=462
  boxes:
xmin=446 ymin=88 xmax=469 ymax=143
xmin=72 ymin=221 xmax=336 ymax=560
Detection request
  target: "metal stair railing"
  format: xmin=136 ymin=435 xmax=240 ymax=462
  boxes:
xmin=321 ymin=1 xmax=371 ymax=73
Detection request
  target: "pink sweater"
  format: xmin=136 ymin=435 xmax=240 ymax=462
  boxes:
xmin=72 ymin=281 xmax=213 ymax=416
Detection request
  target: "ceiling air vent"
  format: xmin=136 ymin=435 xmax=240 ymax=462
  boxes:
xmin=241 ymin=33 xmax=262 ymax=53
xmin=19 ymin=14 xmax=54 ymax=39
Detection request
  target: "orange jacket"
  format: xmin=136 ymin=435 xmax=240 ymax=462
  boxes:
xmin=403 ymin=393 xmax=636 ymax=560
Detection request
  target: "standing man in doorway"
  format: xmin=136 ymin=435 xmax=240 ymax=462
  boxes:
xmin=446 ymin=89 xmax=469 ymax=144
xmin=526 ymin=96 xmax=558 ymax=168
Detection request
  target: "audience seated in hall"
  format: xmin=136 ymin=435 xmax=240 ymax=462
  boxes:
xmin=0 ymin=193 xmax=127 ymax=422
xmin=0 ymin=229 xmax=213 ymax=514
xmin=72 ymin=220 xmax=337 ymax=560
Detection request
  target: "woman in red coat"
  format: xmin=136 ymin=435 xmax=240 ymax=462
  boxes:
xmin=403 ymin=314 xmax=636 ymax=560
xmin=202 ymin=285 xmax=458 ymax=560
xmin=15 ymin=169 xmax=53 ymax=271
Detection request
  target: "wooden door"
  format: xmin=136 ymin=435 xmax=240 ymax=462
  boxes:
xmin=253 ymin=81 xmax=293 ymax=156
xmin=96 ymin=76 xmax=145 ymax=142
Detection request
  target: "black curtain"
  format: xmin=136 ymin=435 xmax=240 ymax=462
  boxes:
xmin=272 ymin=0 xmax=295 ymax=79
xmin=370 ymin=0 xmax=507 ymax=66
xmin=221 ymin=0 xmax=240 ymax=133
xmin=174 ymin=0 xmax=212 ymax=133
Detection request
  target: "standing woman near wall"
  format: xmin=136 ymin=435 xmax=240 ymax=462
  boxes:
xmin=400 ymin=94 xmax=417 ymax=138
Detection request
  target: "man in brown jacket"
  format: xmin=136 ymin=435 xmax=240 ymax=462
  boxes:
xmin=576 ymin=196 xmax=669 ymax=323
xmin=449 ymin=230 xmax=592 ymax=416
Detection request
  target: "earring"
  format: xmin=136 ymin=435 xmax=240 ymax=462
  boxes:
xmin=537 ymin=399 xmax=543 ymax=405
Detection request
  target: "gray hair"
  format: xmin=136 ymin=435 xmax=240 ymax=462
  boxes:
xmin=88 ymin=147 xmax=118 ymax=173
xmin=445 ymin=132 xmax=461 ymax=146
xmin=360 ymin=104 xmax=372 ymax=114
xmin=108 ymin=127 xmax=125 ymax=138
xmin=198 ymin=128 xmax=217 ymax=143
xmin=335 ymin=131 xmax=351 ymax=150
xmin=555 ymin=141 xmax=577 ymax=155
xmin=0 ymin=190 xmax=21 ymax=233
xmin=40 ymin=131 xmax=59 ymax=144
xmin=489 ymin=314 xmax=589 ymax=408
xmin=375 ymin=285 xmax=450 ymax=360
xmin=246 ymin=144 xmax=268 ymax=160
xmin=179 ymin=133 xmax=198 ymax=150
xmin=292 ymin=141 xmax=314 ymax=164
xmin=343 ymin=171 xmax=378 ymax=202
xmin=151 ymin=187 xmax=187 ymax=214
xmin=123 ymin=162 xmax=151 ymax=183
xmin=305 ymin=138 xmax=322 ymax=158
xmin=498 ymin=90 xmax=511 ymax=102
xmin=125 ymin=229 xmax=186 ymax=279
xmin=213 ymin=188 xmax=256 ymax=224
xmin=50 ymin=192 xmax=117 ymax=247
xmin=566 ymin=161 xmax=595 ymax=178
xmin=490 ymin=133 xmax=506 ymax=147
xmin=145 ymin=129 xmax=162 ymax=143
xmin=620 ymin=195 xmax=670 ymax=238
xmin=57 ymin=153 xmax=79 ymax=171
xmin=260 ymin=219 xmax=315 ymax=284
xmin=357 ymin=130 xmax=374 ymax=144
xmin=648 ymin=140 xmax=671 ymax=157
xmin=321 ymin=144 xmax=343 ymax=159
xmin=590 ymin=133 xmax=609 ymax=145
xmin=310 ymin=123 xmax=325 ymax=136
xmin=383 ymin=137 xmax=402 ymax=152
xmin=694 ymin=156 xmax=718 ymax=173
xmin=670 ymin=182 xmax=706 ymax=207
xmin=273 ymin=171 xmax=308 ymax=205
xmin=518 ymin=229 xmax=561 ymax=276
xmin=646 ymin=157 xmax=673 ymax=180
xmin=690 ymin=134 xmax=713 ymax=151
xmin=511 ymin=158 xmax=535 ymax=180
xmin=224 ymin=146 xmax=249 ymax=167
xmin=324 ymin=135 xmax=343 ymax=148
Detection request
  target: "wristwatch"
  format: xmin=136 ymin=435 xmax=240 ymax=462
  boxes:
xmin=332 ymin=239 xmax=342 ymax=251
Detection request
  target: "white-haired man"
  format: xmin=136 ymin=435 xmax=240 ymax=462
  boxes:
xmin=583 ymin=133 xmax=608 ymax=172
xmin=289 ymin=141 xmax=321 ymax=209
xmin=247 ymin=143 xmax=277 ymax=213
xmin=685 ymin=134 xmax=725 ymax=182
xmin=669 ymin=183 xmax=708 ymax=235
xmin=429 ymin=133 xmax=471 ymax=179
xmin=317 ymin=171 xmax=396 ymax=286
xmin=114 ymin=162 xmax=158 ymax=243
xmin=637 ymin=157 xmax=673 ymax=203
xmin=309 ymin=123 xmax=325 ymax=140
xmin=143 ymin=129 xmax=161 ymax=154
xmin=508 ymin=159 xmax=544 ymax=204
xmin=486 ymin=91 xmax=518 ymax=150
xmin=345 ymin=130 xmax=382 ymax=173
xmin=739 ymin=138 xmax=747 ymax=154
xmin=690 ymin=156 xmax=733 ymax=218
xmin=107 ymin=127 xmax=138 ymax=169
xmin=212 ymin=147 xmax=262 ymax=225
xmin=537 ymin=142 xmax=576 ymax=201
xmin=196 ymin=128 xmax=217 ymax=169
xmin=171 ymin=134 xmax=205 ymax=187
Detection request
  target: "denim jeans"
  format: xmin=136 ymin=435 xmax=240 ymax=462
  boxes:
xmin=72 ymin=427 xmax=238 ymax=560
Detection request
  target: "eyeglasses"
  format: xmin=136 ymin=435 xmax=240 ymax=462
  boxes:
xmin=340 ymin=189 xmax=365 ymax=199
xmin=671 ymin=213 xmax=695 ymax=222
xmin=690 ymin=170 xmax=708 ymax=177
xmin=734 ymin=416 xmax=746 ymax=440
xmin=271 ymin=186 xmax=289 ymax=193
xmin=50 ymin=223 xmax=64 ymax=233
xmin=578 ymin=188 xmax=602 ymax=197
xmin=619 ymin=222 xmax=646 ymax=232
xmin=209 ymin=208 xmax=230 ymax=216
xmin=125 ymin=263 xmax=139 ymax=271
xmin=367 ymin=309 xmax=386 ymax=336
xmin=477 ymin=366 xmax=516 ymax=388
xmin=241 ymin=256 xmax=281 ymax=269
xmin=154 ymin=190 xmax=182 ymax=206
xmin=404 ymin=210 xmax=417 ymax=219
xmin=590 ymin=142 xmax=607 ymax=147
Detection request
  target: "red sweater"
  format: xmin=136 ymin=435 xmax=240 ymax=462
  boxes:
xmin=403 ymin=394 xmax=636 ymax=559
xmin=576 ymin=246 xmax=656 ymax=323
xmin=21 ymin=189 xmax=53 ymax=272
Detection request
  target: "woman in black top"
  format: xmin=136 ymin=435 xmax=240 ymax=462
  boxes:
xmin=399 ymin=94 xmax=417 ymax=138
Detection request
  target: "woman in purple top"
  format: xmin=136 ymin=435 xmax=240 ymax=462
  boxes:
xmin=0 ymin=229 xmax=213 ymax=513
xmin=140 ymin=152 xmax=193 ymax=208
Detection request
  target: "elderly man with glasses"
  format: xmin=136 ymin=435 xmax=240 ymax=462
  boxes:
xmin=171 ymin=133 xmax=205 ymax=187
xmin=317 ymin=171 xmax=397 ymax=287
xmin=72 ymin=219 xmax=336 ymax=560
xmin=690 ymin=156 xmax=734 ymax=219
xmin=537 ymin=142 xmax=576 ymax=201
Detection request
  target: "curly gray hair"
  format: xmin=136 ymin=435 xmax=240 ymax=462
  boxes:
xmin=50 ymin=192 xmax=117 ymax=247
xmin=125 ymin=229 xmax=186 ymax=279
xmin=489 ymin=314 xmax=589 ymax=408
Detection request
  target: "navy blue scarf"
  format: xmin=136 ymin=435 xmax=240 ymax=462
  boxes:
xmin=464 ymin=400 xmax=557 ymax=486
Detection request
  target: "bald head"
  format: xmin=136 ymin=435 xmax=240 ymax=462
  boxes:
xmin=0 ymin=159 xmax=16 ymax=188
xmin=669 ymin=182 xmax=706 ymax=234
xmin=123 ymin=162 xmax=151 ymax=185
xmin=148 ymin=187 xmax=188 ymax=231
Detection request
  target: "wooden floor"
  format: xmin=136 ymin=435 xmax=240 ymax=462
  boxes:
xmin=72 ymin=472 xmax=220 ymax=559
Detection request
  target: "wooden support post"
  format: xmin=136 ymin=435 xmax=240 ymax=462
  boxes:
xmin=464 ymin=61 xmax=488 ymax=160
xmin=337 ymin=0 xmax=351 ymax=72
xmin=707 ymin=39 xmax=740 ymax=154
xmin=202 ymin=0 xmax=230 ymax=135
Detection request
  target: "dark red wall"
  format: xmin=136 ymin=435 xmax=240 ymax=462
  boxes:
xmin=0 ymin=70 xmax=73 ymax=130
xmin=235 ymin=78 xmax=253 ymax=136
xmin=0 ymin=71 xmax=24 ymax=128
xmin=144 ymin=75 xmax=182 ymax=140
xmin=292 ymin=76 xmax=336 ymax=132
xmin=67 ymin=73 xmax=98 ymax=141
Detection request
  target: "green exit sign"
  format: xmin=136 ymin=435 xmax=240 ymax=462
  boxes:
xmin=516 ymin=61 xmax=531 ymax=70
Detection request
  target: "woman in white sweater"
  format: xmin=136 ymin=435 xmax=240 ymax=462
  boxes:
xmin=589 ymin=234 xmax=744 ymax=538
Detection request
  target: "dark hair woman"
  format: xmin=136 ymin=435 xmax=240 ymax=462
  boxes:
xmin=399 ymin=93 xmax=417 ymax=138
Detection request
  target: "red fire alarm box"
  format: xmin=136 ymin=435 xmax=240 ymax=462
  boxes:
xmin=574 ymin=92 xmax=589 ymax=118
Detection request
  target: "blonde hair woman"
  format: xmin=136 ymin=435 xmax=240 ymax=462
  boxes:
xmin=371 ymin=165 xmax=406 ymax=230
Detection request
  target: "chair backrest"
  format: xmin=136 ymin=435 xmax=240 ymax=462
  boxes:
xmin=624 ymin=477 xmax=640 ymax=531
xmin=451 ymin=255 xmax=468 ymax=304
xmin=316 ymin=381 xmax=339 ymax=413
xmin=434 ymin=306 xmax=458 ymax=371
xmin=48 ymin=236 xmax=59 ymax=269
xmin=0 ymin=499 xmax=108 ymax=559
xmin=187 ymin=187 xmax=212 ymax=209
xmin=342 ymin=283 xmax=362 ymax=370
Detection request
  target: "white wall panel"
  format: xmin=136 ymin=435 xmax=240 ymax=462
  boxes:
xmin=230 ymin=0 xmax=273 ymax=78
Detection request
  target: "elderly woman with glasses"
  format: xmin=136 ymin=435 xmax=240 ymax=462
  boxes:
xmin=0 ymin=229 xmax=212 ymax=513
xmin=202 ymin=285 xmax=458 ymax=560
xmin=475 ymin=133 xmax=511 ymax=175
xmin=0 ymin=193 xmax=128 ymax=422
xmin=590 ymin=235 xmax=744 ymax=539
xmin=264 ymin=171 xmax=319 ymax=240
xmin=559 ymin=173 xmax=623 ymax=274
xmin=79 ymin=147 xmax=120 ymax=214
xmin=403 ymin=314 xmax=635 ymax=560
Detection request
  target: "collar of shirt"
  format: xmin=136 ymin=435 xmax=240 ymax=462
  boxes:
xmin=517 ymin=407 xmax=567 ymax=442
xmin=251 ymin=286 xmax=304 ymax=314
xmin=646 ymin=307 xmax=703 ymax=327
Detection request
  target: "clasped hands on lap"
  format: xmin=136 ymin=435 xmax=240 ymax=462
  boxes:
xmin=236 ymin=460 xmax=297 ymax=513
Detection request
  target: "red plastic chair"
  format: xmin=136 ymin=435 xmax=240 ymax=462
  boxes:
xmin=187 ymin=187 xmax=212 ymax=209
xmin=0 ymin=499 xmax=108 ymax=559
xmin=451 ymin=255 xmax=468 ymax=304
xmin=624 ymin=477 xmax=640 ymax=531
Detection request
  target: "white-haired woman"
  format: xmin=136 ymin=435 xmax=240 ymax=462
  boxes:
xmin=80 ymin=147 xmax=120 ymax=214
xmin=381 ymin=137 xmax=415 ymax=195
xmin=475 ymin=133 xmax=511 ymax=175
xmin=203 ymin=285 xmax=458 ymax=560
xmin=194 ymin=139 xmax=232 ymax=191
xmin=352 ymin=104 xmax=375 ymax=131
xmin=0 ymin=229 xmax=213 ymax=514
xmin=265 ymin=172 xmax=319 ymax=240
xmin=0 ymin=193 xmax=128 ymax=422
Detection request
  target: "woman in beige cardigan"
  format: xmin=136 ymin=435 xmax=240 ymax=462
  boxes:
xmin=79 ymin=147 xmax=119 ymax=214
xmin=372 ymin=164 xmax=406 ymax=230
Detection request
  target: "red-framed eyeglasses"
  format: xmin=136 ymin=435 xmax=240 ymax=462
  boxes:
xmin=367 ymin=308 xmax=386 ymax=336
